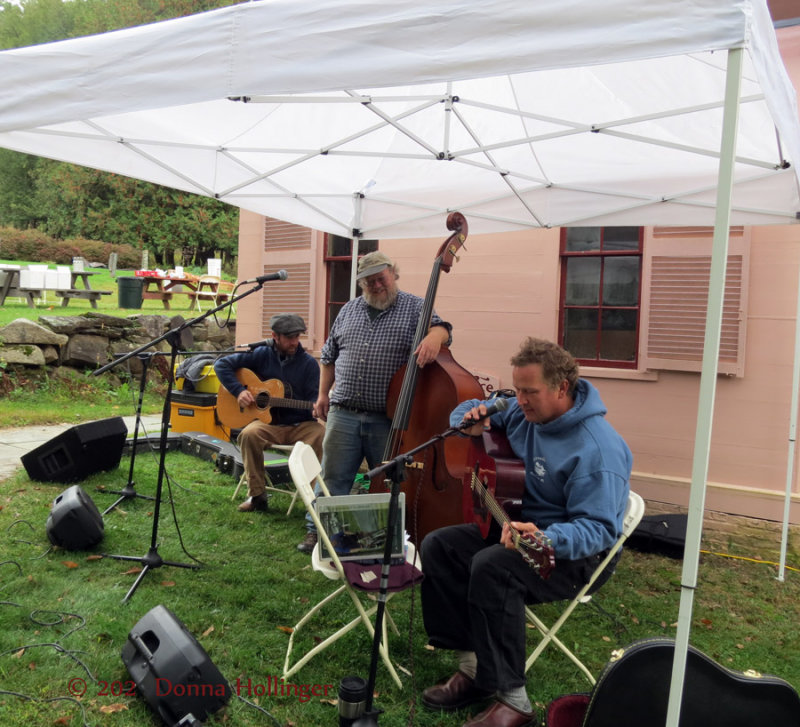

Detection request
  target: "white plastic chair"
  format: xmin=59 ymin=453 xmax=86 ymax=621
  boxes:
xmin=231 ymin=444 xmax=300 ymax=515
xmin=190 ymin=274 xmax=221 ymax=311
xmin=524 ymin=490 xmax=645 ymax=684
xmin=282 ymin=442 xmax=421 ymax=689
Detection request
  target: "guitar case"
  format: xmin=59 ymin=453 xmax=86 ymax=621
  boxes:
xmin=545 ymin=638 xmax=800 ymax=727
xmin=627 ymin=513 xmax=687 ymax=558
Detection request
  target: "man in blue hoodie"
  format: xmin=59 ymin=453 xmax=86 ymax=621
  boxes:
xmin=214 ymin=313 xmax=324 ymax=513
xmin=420 ymin=338 xmax=632 ymax=727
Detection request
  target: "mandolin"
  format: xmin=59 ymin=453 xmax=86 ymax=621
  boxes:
xmin=216 ymin=369 xmax=314 ymax=428
xmin=466 ymin=461 xmax=556 ymax=579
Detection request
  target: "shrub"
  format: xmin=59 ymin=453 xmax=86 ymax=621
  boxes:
xmin=0 ymin=226 xmax=141 ymax=268
xmin=0 ymin=227 xmax=57 ymax=260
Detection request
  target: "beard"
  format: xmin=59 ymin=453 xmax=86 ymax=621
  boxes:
xmin=362 ymin=284 xmax=399 ymax=311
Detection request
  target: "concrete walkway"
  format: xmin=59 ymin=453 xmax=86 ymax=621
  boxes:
xmin=0 ymin=414 xmax=164 ymax=482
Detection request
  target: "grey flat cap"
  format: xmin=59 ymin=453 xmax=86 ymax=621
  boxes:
xmin=270 ymin=313 xmax=307 ymax=335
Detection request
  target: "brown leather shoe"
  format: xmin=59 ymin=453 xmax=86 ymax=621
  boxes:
xmin=297 ymin=531 xmax=317 ymax=553
xmin=462 ymin=699 xmax=535 ymax=727
xmin=422 ymin=671 xmax=493 ymax=712
xmin=238 ymin=494 xmax=268 ymax=512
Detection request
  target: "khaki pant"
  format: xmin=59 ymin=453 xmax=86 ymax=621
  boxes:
xmin=238 ymin=420 xmax=325 ymax=496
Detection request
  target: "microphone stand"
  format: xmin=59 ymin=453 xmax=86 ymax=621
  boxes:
xmin=92 ymin=279 xmax=271 ymax=603
xmin=353 ymin=425 xmax=464 ymax=726
xmin=102 ymin=352 xmax=161 ymax=515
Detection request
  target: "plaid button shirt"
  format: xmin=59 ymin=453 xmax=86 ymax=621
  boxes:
xmin=321 ymin=291 xmax=452 ymax=413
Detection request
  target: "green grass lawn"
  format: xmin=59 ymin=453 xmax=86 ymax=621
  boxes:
xmin=1 ymin=445 xmax=799 ymax=726
xmin=3 ymin=262 xmax=800 ymax=726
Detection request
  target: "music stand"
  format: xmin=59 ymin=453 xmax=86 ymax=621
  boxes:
xmin=102 ymin=352 xmax=160 ymax=515
xmin=93 ymin=279 xmax=271 ymax=602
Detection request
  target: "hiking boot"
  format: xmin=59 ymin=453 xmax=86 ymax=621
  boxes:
xmin=297 ymin=531 xmax=317 ymax=554
xmin=238 ymin=494 xmax=269 ymax=512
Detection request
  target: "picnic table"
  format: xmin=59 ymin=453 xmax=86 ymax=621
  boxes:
xmin=54 ymin=269 xmax=112 ymax=308
xmin=139 ymin=273 xmax=200 ymax=309
xmin=0 ymin=265 xmax=43 ymax=308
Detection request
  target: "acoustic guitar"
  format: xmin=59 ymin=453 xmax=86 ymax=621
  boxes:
xmin=216 ymin=369 xmax=314 ymax=428
xmin=465 ymin=461 xmax=556 ymax=579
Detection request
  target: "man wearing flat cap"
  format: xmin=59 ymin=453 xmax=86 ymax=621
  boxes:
xmin=299 ymin=251 xmax=452 ymax=552
xmin=215 ymin=313 xmax=324 ymax=512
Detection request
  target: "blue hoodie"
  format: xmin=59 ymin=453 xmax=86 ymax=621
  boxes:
xmin=450 ymin=379 xmax=631 ymax=561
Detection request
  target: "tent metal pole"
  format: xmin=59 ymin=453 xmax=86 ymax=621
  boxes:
xmin=777 ymin=253 xmax=800 ymax=581
xmin=665 ymin=46 xmax=742 ymax=727
xmin=350 ymin=191 xmax=364 ymax=300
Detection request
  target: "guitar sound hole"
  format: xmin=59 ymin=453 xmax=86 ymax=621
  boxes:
xmin=254 ymin=393 xmax=271 ymax=410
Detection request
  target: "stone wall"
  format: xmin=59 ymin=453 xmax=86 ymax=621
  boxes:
xmin=0 ymin=313 xmax=236 ymax=376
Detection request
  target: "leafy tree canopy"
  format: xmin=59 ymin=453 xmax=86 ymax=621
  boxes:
xmin=0 ymin=0 xmax=243 ymax=268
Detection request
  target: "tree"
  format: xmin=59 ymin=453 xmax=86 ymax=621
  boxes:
xmin=0 ymin=0 xmax=242 ymax=265
xmin=33 ymin=163 xmax=239 ymax=266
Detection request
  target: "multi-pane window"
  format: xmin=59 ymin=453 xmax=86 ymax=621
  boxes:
xmin=324 ymin=235 xmax=378 ymax=332
xmin=559 ymin=227 xmax=642 ymax=368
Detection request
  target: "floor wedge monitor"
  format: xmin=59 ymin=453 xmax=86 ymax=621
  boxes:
xmin=45 ymin=485 xmax=104 ymax=550
xmin=22 ymin=416 xmax=127 ymax=483
xmin=122 ymin=604 xmax=230 ymax=726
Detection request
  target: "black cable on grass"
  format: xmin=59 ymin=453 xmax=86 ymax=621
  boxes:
xmin=0 ymin=641 xmax=95 ymax=682
xmin=0 ymin=559 xmax=23 ymax=591
xmin=235 ymin=693 xmax=283 ymax=727
xmin=0 ymin=691 xmax=92 ymax=727
xmin=30 ymin=608 xmax=87 ymax=640
xmin=162 ymin=465 xmax=205 ymax=567
xmin=0 ymin=609 xmax=95 ymax=680
xmin=6 ymin=520 xmax=52 ymax=559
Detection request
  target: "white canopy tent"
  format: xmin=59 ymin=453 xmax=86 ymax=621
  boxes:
xmin=0 ymin=1 xmax=799 ymax=723
xmin=0 ymin=0 xmax=797 ymax=238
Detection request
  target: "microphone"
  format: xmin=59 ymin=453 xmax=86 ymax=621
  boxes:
xmin=455 ymin=396 xmax=510 ymax=429
xmin=241 ymin=269 xmax=288 ymax=285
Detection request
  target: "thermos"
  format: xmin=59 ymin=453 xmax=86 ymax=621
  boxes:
xmin=338 ymin=675 xmax=367 ymax=726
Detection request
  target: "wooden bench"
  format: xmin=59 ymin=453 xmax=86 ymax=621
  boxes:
xmin=2 ymin=286 xmax=45 ymax=308
xmin=142 ymin=289 xmax=175 ymax=308
xmin=55 ymin=289 xmax=112 ymax=309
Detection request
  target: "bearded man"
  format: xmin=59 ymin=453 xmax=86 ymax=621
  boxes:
xmin=297 ymin=251 xmax=452 ymax=553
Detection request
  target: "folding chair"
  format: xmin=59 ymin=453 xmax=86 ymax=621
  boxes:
xmin=524 ymin=490 xmax=645 ymax=684
xmin=191 ymin=274 xmax=221 ymax=311
xmin=282 ymin=442 xmax=421 ymax=689
xmin=231 ymin=445 xmax=300 ymax=515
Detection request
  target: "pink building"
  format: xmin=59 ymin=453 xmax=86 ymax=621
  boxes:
xmin=234 ymin=20 xmax=800 ymax=526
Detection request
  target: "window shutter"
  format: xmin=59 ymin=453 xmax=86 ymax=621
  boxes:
xmin=264 ymin=218 xmax=313 ymax=250
xmin=642 ymin=228 xmax=748 ymax=377
xmin=259 ymin=219 xmax=313 ymax=338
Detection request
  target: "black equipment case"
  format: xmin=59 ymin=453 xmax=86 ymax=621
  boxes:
xmin=546 ymin=638 xmax=800 ymax=727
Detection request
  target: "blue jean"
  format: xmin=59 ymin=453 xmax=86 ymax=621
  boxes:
xmin=305 ymin=405 xmax=392 ymax=532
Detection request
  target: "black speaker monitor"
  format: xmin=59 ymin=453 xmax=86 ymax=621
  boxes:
xmin=122 ymin=605 xmax=231 ymax=726
xmin=46 ymin=485 xmax=104 ymax=549
xmin=22 ymin=416 xmax=127 ymax=483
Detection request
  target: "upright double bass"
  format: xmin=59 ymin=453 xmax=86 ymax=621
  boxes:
xmin=371 ymin=212 xmax=485 ymax=544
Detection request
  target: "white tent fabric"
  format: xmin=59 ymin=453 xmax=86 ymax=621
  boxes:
xmin=1 ymin=2 xmax=800 ymax=724
xmin=0 ymin=0 xmax=798 ymax=239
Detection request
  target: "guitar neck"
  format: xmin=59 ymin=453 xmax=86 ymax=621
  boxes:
xmin=469 ymin=470 xmax=515 ymax=532
xmin=470 ymin=469 xmax=548 ymax=551
xmin=270 ymin=397 xmax=314 ymax=410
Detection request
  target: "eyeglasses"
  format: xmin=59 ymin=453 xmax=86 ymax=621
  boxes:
xmin=361 ymin=272 xmax=391 ymax=288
